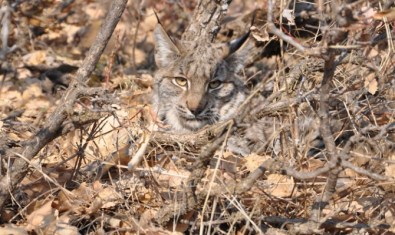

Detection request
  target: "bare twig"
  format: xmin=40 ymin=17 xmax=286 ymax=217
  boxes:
xmin=341 ymin=160 xmax=388 ymax=181
xmin=10 ymin=151 xmax=74 ymax=197
xmin=127 ymin=131 xmax=151 ymax=171
xmin=309 ymin=3 xmax=354 ymax=224
xmin=155 ymin=129 xmax=229 ymax=225
xmin=267 ymin=0 xmax=322 ymax=57
xmin=0 ymin=1 xmax=16 ymax=59
xmin=0 ymin=0 xmax=128 ymax=210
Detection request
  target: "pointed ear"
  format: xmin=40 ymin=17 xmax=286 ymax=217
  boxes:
xmin=223 ymin=33 xmax=253 ymax=73
xmin=153 ymin=24 xmax=180 ymax=68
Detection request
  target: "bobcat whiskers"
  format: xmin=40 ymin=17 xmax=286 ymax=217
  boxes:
xmin=152 ymin=23 xmax=252 ymax=133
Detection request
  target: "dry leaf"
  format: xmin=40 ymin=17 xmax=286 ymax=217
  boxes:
xmin=385 ymin=154 xmax=395 ymax=179
xmin=22 ymin=84 xmax=43 ymax=101
xmin=46 ymin=30 xmax=63 ymax=41
xmin=67 ymin=111 xmax=131 ymax=166
xmin=62 ymin=23 xmax=82 ymax=44
xmin=25 ymin=200 xmax=56 ymax=232
xmin=366 ymin=47 xmax=379 ymax=58
xmin=0 ymin=224 xmax=28 ymax=235
xmin=107 ymin=217 xmax=122 ymax=228
xmin=364 ymin=73 xmax=378 ymax=95
xmin=242 ymin=153 xmax=270 ymax=172
xmin=139 ymin=209 xmax=157 ymax=228
xmin=362 ymin=7 xmax=376 ymax=19
xmin=87 ymin=198 xmax=103 ymax=214
xmin=305 ymin=158 xmax=325 ymax=171
xmin=132 ymin=48 xmax=147 ymax=65
xmin=343 ymin=168 xmax=358 ymax=178
xmin=380 ymin=154 xmax=395 ymax=192
xmin=155 ymin=167 xmax=190 ymax=188
xmin=52 ymin=224 xmax=79 ymax=235
xmin=251 ymin=25 xmax=270 ymax=42
xmin=140 ymin=8 xmax=158 ymax=32
xmin=22 ymin=98 xmax=51 ymax=118
xmin=282 ymin=9 xmax=295 ymax=25
xmin=83 ymin=2 xmax=107 ymax=20
xmin=22 ymin=50 xmax=48 ymax=66
xmin=374 ymin=8 xmax=395 ymax=21
xmin=266 ymin=174 xmax=295 ymax=198
xmin=386 ymin=209 xmax=395 ymax=225
xmin=92 ymin=180 xmax=103 ymax=191
xmin=54 ymin=214 xmax=80 ymax=235
xmin=97 ymin=186 xmax=123 ymax=209
xmin=211 ymin=151 xmax=240 ymax=173
xmin=0 ymin=90 xmax=22 ymax=109
xmin=139 ymin=73 xmax=154 ymax=88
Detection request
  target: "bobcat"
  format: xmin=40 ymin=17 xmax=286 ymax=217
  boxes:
xmin=152 ymin=23 xmax=251 ymax=132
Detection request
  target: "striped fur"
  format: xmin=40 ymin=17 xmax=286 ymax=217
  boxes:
xmin=152 ymin=24 xmax=250 ymax=133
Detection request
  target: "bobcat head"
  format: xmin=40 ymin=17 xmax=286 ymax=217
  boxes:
xmin=152 ymin=24 xmax=251 ymax=132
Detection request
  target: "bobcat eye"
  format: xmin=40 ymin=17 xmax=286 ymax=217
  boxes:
xmin=173 ymin=77 xmax=188 ymax=87
xmin=208 ymin=80 xmax=222 ymax=90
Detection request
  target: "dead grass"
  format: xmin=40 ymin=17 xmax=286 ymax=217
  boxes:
xmin=0 ymin=0 xmax=394 ymax=234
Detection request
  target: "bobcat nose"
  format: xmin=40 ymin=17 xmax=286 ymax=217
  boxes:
xmin=186 ymin=98 xmax=207 ymax=116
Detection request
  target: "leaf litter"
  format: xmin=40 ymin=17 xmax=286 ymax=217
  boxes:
xmin=0 ymin=0 xmax=395 ymax=234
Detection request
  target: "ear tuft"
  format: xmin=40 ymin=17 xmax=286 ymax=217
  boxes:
xmin=153 ymin=24 xmax=180 ymax=68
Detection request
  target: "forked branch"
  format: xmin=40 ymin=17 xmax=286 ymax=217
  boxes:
xmin=0 ymin=0 xmax=128 ymax=210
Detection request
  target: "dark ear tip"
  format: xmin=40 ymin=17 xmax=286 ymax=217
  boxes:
xmin=228 ymin=32 xmax=251 ymax=55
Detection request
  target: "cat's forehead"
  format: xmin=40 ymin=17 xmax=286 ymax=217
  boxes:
xmin=178 ymin=43 xmax=225 ymax=78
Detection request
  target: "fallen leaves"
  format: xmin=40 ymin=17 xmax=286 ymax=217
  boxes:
xmin=266 ymin=174 xmax=295 ymax=198
xmin=1 ymin=0 xmax=395 ymax=234
xmin=364 ymin=73 xmax=378 ymax=95
xmin=242 ymin=153 xmax=270 ymax=172
xmin=55 ymin=181 xmax=123 ymax=218
xmin=251 ymin=25 xmax=270 ymax=42
xmin=22 ymin=50 xmax=48 ymax=66
xmin=0 ymin=224 xmax=28 ymax=235
xmin=373 ymin=8 xmax=395 ymax=21
xmin=25 ymin=200 xmax=57 ymax=232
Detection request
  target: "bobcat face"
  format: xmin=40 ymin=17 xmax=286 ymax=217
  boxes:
xmin=152 ymin=24 xmax=251 ymax=132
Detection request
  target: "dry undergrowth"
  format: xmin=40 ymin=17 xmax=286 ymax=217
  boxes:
xmin=0 ymin=0 xmax=395 ymax=234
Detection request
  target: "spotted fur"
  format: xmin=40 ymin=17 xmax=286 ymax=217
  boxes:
xmin=152 ymin=24 xmax=251 ymax=133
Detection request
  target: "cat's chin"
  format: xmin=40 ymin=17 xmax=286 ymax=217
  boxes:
xmin=164 ymin=111 xmax=208 ymax=133
xmin=178 ymin=117 xmax=207 ymax=132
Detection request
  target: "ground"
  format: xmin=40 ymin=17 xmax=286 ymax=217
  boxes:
xmin=0 ymin=0 xmax=395 ymax=234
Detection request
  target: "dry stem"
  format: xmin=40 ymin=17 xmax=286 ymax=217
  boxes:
xmin=0 ymin=0 xmax=128 ymax=210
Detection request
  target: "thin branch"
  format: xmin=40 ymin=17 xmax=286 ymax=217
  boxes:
xmin=0 ymin=0 xmax=128 ymax=210
xmin=267 ymin=0 xmax=322 ymax=57
xmin=309 ymin=3 xmax=353 ymax=224
xmin=127 ymin=131 xmax=151 ymax=171
xmin=341 ymin=160 xmax=388 ymax=181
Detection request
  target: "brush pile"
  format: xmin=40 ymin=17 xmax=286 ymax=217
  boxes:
xmin=0 ymin=0 xmax=394 ymax=234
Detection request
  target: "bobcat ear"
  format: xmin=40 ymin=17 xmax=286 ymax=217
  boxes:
xmin=223 ymin=32 xmax=253 ymax=73
xmin=154 ymin=24 xmax=180 ymax=68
